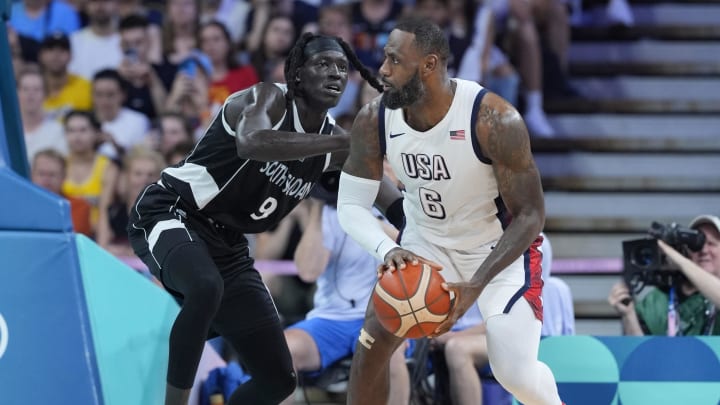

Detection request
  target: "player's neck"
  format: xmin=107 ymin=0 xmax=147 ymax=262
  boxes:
xmin=404 ymin=79 xmax=455 ymax=132
xmin=294 ymin=97 xmax=328 ymax=134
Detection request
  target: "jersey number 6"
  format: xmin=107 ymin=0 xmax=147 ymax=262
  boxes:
xmin=419 ymin=187 xmax=446 ymax=219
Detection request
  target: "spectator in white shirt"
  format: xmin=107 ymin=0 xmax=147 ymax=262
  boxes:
xmin=91 ymin=69 xmax=150 ymax=159
xmin=68 ymin=0 xmax=123 ymax=80
xmin=17 ymin=65 xmax=68 ymax=160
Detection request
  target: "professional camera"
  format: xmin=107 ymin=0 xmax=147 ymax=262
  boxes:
xmin=622 ymin=222 xmax=706 ymax=294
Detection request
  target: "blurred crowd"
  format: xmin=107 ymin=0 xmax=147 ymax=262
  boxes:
xmin=7 ymin=0 xmax=590 ymax=278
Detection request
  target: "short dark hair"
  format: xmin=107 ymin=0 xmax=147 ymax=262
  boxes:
xmin=64 ymin=109 xmax=102 ymax=132
xmin=92 ymin=68 xmax=128 ymax=91
xmin=40 ymin=32 xmax=70 ymax=51
xmin=395 ymin=16 xmax=450 ymax=62
xmin=158 ymin=112 xmax=193 ymax=140
xmin=283 ymin=33 xmax=383 ymax=102
xmin=118 ymin=14 xmax=149 ymax=32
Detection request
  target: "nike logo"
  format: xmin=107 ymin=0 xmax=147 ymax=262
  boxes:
xmin=389 ymin=132 xmax=405 ymax=138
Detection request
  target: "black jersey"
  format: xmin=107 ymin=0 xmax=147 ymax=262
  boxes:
xmin=160 ymin=84 xmax=335 ymax=234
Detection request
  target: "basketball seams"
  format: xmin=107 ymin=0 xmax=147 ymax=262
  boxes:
xmin=372 ymin=262 xmax=451 ymax=338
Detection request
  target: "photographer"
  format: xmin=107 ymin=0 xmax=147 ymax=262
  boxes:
xmin=609 ymin=215 xmax=720 ymax=336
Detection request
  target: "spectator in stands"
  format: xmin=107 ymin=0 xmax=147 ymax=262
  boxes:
xmin=254 ymin=199 xmax=313 ymax=327
xmin=61 ymin=110 xmax=119 ymax=233
xmin=155 ymin=112 xmax=195 ymax=164
xmin=68 ymin=0 xmax=123 ymax=80
xmin=91 ymin=69 xmax=151 ymax=159
xmin=275 ymin=0 xmax=322 ymax=34
xmin=38 ymin=32 xmax=93 ymax=119
xmin=117 ymin=0 xmax=163 ymax=63
xmin=490 ymin=0 xmax=560 ymax=137
xmin=609 ymin=215 xmax=720 ymax=336
xmin=317 ymin=5 xmax=353 ymax=46
xmin=9 ymin=0 xmax=80 ymax=47
xmin=97 ymin=146 xmax=165 ymax=257
xmin=316 ymin=5 xmax=363 ymax=118
xmin=164 ymin=54 xmax=212 ymax=136
xmin=200 ymin=20 xmax=260 ymax=110
xmin=250 ymin=14 xmax=297 ymax=82
xmin=117 ymin=14 xmax=172 ymax=120
xmin=350 ymin=0 xmax=406 ymax=72
xmin=17 ymin=65 xmax=68 ymax=160
xmin=200 ymin=0 xmax=252 ymax=44
xmin=166 ymin=141 xmax=195 ymax=166
xmin=414 ymin=0 xmax=487 ymax=79
xmin=32 ymin=149 xmax=92 ymax=237
xmin=242 ymin=0 xmax=273 ymax=56
xmin=433 ymin=234 xmax=574 ymax=404
xmin=162 ymin=0 xmax=201 ymax=65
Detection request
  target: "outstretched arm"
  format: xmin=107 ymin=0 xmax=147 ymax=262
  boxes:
xmin=328 ymin=124 xmax=404 ymax=221
xmin=472 ymin=93 xmax=545 ymax=286
xmin=659 ymin=240 xmax=720 ymax=308
xmin=337 ymin=100 xmax=399 ymax=260
xmin=228 ymin=83 xmax=350 ymax=161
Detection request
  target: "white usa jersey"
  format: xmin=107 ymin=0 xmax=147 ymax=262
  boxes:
xmin=381 ymin=79 xmax=508 ymax=249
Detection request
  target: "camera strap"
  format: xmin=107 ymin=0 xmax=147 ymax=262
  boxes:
xmin=667 ymin=287 xmax=679 ymax=336
xmin=703 ymin=304 xmax=717 ymax=335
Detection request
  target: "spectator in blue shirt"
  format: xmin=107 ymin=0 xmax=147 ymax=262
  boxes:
xmin=10 ymin=0 xmax=81 ymax=42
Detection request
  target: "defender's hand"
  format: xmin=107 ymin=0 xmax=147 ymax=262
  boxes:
xmin=433 ymin=281 xmax=482 ymax=337
xmin=381 ymin=247 xmax=443 ymax=274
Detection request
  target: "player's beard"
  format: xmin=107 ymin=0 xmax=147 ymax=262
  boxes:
xmin=382 ymin=71 xmax=424 ymax=109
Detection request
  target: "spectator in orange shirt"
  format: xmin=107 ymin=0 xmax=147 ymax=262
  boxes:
xmin=31 ymin=148 xmax=93 ymax=237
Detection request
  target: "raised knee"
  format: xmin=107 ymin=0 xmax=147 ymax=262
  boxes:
xmin=190 ymin=275 xmax=224 ymax=310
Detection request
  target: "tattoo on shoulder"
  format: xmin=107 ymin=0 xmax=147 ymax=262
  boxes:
xmin=477 ymin=98 xmax=532 ymax=170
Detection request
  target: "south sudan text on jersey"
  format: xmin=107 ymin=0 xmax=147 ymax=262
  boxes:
xmin=401 ymin=153 xmax=451 ymax=181
xmin=260 ymin=161 xmax=315 ymax=199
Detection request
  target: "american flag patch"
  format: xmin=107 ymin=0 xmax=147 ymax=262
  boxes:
xmin=449 ymin=130 xmax=465 ymax=140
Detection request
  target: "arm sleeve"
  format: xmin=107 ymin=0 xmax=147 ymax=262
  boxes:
xmin=337 ymin=172 xmax=400 ymax=261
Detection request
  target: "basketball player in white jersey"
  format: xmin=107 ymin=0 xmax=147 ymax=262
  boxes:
xmin=337 ymin=17 xmax=564 ymax=405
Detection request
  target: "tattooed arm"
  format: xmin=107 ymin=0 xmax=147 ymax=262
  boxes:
xmin=470 ymin=92 xmax=545 ymax=288
xmin=341 ymin=99 xmax=385 ymax=180
xmin=434 ymin=92 xmax=544 ymax=335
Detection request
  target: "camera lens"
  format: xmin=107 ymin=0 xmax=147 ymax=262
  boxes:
xmin=631 ymin=246 xmax=656 ymax=268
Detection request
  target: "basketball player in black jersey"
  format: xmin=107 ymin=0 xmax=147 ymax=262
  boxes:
xmin=127 ymin=33 xmax=398 ymax=405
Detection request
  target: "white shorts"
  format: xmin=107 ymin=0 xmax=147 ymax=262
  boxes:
xmin=399 ymin=229 xmax=544 ymax=321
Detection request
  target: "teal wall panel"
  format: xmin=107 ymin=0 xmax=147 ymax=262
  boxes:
xmin=76 ymin=235 xmax=179 ymax=405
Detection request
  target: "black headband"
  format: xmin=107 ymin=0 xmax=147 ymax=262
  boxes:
xmin=303 ymin=36 xmax=345 ymax=59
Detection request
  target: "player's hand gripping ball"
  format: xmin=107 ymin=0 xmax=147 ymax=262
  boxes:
xmin=372 ymin=262 xmax=451 ymax=338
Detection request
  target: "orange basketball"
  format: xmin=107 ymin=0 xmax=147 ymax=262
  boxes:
xmin=372 ymin=262 xmax=451 ymax=338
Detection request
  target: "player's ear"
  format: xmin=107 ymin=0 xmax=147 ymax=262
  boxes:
xmin=422 ymin=54 xmax=438 ymax=77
